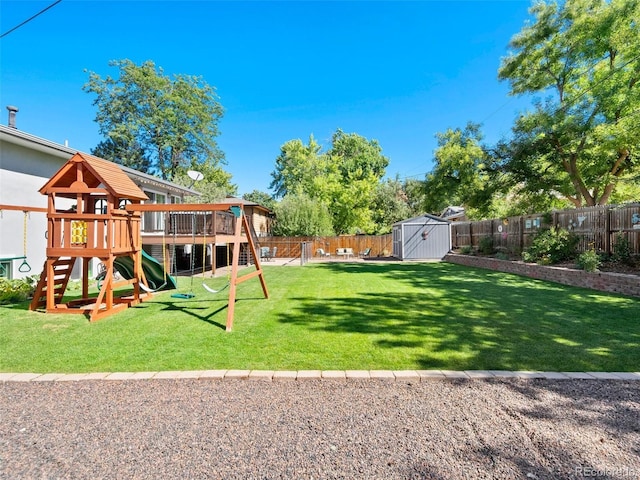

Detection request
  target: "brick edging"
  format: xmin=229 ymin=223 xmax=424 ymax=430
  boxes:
xmin=1 ymin=370 xmax=639 ymax=383
xmin=444 ymin=254 xmax=640 ymax=298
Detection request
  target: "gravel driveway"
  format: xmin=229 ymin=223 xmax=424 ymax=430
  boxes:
xmin=2 ymin=379 xmax=639 ymax=479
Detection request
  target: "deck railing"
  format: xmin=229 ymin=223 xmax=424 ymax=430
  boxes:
xmin=46 ymin=211 xmax=141 ymax=256
xmin=164 ymin=211 xmax=236 ymax=236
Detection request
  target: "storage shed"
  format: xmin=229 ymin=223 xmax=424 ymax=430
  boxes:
xmin=392 ymin=214 xmax=451 ymax=260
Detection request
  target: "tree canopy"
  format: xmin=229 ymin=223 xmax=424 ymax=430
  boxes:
xmin=84 ymin=59 xmax=226 ymax=181
xmin=171 ymin=162 xmax=237 ymax=204
xmin=423 ymin=122 xmax=495 ymax=217
xmin=270 ymin=130 xmax=389 ymax=234
xmin=497 ymin=0 xmax=640 ymax=206
xmin=271 ymin=193 xmax=334 ymax=236
xmin=371 ymin=177 xmax=412 ymax=234
xmin=243 ymin=190 xmax=276 ymax=212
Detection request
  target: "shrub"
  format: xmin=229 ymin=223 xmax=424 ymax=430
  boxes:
xmin=0 ymin=277 xmax=36 ymax=305
xmin=612 ymin=232 xmax=632 ymax=265
xmin=478 ymin=236 xmax=495 ymax=255
xmin=522 ymin=227 xmax=578 ymax=265
xmin=577 ymin=249 xmax=601 ymax=272
xmin=460 ymin=245 xmax=473 ymax=255
xmin=495 ymin=251 xmax=509 ymax=261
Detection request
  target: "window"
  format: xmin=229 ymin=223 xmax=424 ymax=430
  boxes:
xmin=94 ymin=198 xmax=108 ymax=215
xmin=142 ymin=191 xmax=169 ymax=232
xmin=0 ymin=261 xmax=11 ymax=279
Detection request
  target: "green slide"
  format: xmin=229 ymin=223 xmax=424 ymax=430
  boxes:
xmin=113 ymin=251 xmax=177 ymax=291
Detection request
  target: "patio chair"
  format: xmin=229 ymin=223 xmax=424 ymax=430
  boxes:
xmin=358 ymin=247 xmax=371 ymax=258
xmin=316 ymin=248 xmax=330 ymax=257
xmin=260 ymin=246 xmax=271 ymax=261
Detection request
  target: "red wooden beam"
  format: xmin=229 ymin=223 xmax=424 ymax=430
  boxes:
xmin=0 ymin=204 xmax=48 ymax=213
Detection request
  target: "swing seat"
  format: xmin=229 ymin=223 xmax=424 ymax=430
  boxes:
xmin=202 ymin=282 xmax=229 ymax=294
xmin=171 ymin=292 xmax=196 ymax=299
xmin=139 ymin=281 xmax=168 ymax=294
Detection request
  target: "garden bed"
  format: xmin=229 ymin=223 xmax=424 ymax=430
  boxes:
xmin=444 ymin=253 xmax=640 ymax=298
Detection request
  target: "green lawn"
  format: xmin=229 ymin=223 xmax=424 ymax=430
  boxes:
xmin=1 ymin=262 xmax=638 ymax=373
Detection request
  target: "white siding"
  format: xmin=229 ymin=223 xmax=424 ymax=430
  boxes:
xmin=0 ymin=140 xmax=73 ymax=279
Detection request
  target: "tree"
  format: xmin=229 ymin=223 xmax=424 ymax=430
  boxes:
xmin=371 ymin=177 xmax=412 ymax=234
xmin=269 ymin=136 xmax=324 ymax=198
xmin=243 ymin=190 xmax=276 ymax=211
xmin=171 ymin=162 xmax=237 ymax=204
xmin=91 ymin=137 xmax=151 ymax=173
xmin=269 ymin=129 xmax=389 ymax=234
xmin=84 ymin=59 xmax=225 ymax=181
xmin=423 ymin=123 xmax=495 ymax=218
xmin=402 ymin=178 xmax=427 ymax=217
xmin=325 ymin=129 xmax=389 ymax=234
xmin=497 ymin=0 xmax=640 ymax=206
xmin=271 ymin=193 xmax=334 ymax=236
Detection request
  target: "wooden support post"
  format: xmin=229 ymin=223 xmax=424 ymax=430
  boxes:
xmin=82 ymin=257 xmax=90 ymax=299
xmin=46 ymin=259 xmax=56 ymax=311
xmin=243 ymin=213 xmax=269 ymax=300
xmin=135 ymin=250 xmax=142 ymax=301
xmin=226 ymin=213 xmax=244 ymax=331
xmin=105 ymin=256 xmax=113 ymax=312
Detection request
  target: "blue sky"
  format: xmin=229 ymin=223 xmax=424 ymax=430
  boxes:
xmin=1 ymin=0 xmax=533 ymax=195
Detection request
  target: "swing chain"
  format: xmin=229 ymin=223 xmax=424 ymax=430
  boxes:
xmin=18 ymin=211 xmax=31 ymax=273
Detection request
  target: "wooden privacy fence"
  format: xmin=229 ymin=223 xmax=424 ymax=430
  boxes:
xmin=257 ymin=234 xmax=393 ymax=259
xmin=451 ymin=203 xmax=640 ymax=255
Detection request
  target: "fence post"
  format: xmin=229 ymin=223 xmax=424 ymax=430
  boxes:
xmin=604 ymin=205 xmax=611 ymax=255
xmin=519 ymin=216 xmax=524 ymax=253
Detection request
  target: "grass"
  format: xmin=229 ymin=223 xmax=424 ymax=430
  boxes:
xmin=1 ymin=262 xmax=639 ymax=373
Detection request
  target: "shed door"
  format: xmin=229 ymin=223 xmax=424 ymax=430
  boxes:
xmin=392 ymin=226 xmax=402 ymax=258
xmin=403 ymin=223 xmax=450 ymax=259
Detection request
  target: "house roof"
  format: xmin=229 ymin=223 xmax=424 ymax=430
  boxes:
xmin=1 ymin=125 xmax=199 ymax=197
xmin=39 ymin=152 xmax=148 ymax=201
xmin=440 ymin=206 xmax=466 ymax=221
xmin=223 ymin=196 xmax=272 ymax=214
xmin=393 ymin=214 xmax=451 ymax=226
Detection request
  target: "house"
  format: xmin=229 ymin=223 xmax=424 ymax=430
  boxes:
xmin=392 ymin=214 xmax=452 ymax=260
xmin=0 ymin=114 xmax=272 ymax=280
xmin=222 ymin=196 xmax=273 ymax=237
xmin=440 ymin=206 xmax=467 ymax=222
xmin=0 ymin=122 xmax=200 ymax=280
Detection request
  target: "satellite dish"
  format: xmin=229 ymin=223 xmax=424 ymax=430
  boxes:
xmin=187 ymin=170 xmax=204 ymax=182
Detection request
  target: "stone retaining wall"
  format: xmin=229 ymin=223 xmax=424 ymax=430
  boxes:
xmin=444 ymin=254 xmax=640 ymax=298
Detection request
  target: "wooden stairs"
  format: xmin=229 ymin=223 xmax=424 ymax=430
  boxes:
xmin=29 ymin=258 xmax=76 ymax=311
xmin=29 ymin=256 xmax=149 ymax=321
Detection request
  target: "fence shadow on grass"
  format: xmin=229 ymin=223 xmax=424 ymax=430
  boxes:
xmin=276 ymin=262 xmax=640 ymax=371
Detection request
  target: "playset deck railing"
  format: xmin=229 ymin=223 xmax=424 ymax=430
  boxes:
xmin=46 ymin=210 xmax=141 ymax=257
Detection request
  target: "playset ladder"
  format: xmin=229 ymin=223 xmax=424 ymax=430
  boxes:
xmin=30 ymin=258 xmax=76 ymax=310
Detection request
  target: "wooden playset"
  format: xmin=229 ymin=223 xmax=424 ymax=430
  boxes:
xmin=2 ymin=152 xmax=268 ymax=331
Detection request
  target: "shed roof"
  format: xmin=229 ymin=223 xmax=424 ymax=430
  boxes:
xmin=393 ymin=214 xmax=451 ymax=226
xmin=39 ymin=152 xmax=148 ymax=201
